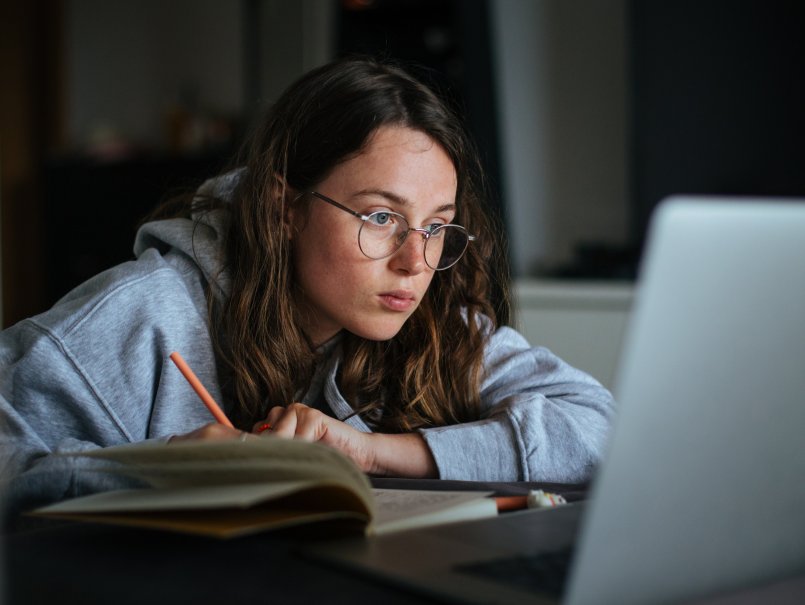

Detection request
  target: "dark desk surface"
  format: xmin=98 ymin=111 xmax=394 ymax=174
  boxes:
xmin=7 ymin=521 xmax=430 ymax=605
xmin=4 ymin=479 xmax=581 ymax=605
xmin=5 ymin=479 xmax=805 ymax=605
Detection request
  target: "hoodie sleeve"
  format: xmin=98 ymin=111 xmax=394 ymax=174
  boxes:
xmin=0 ymin=321 xmax=154 ymax=521
xmin=420 ymin=326 xmax=615 ymax=483
xmin=0 ymin=253 xmax=220 ymax=524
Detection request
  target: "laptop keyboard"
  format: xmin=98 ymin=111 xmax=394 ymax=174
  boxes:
xmin=455 ymin=548 xmax=574 ymax=598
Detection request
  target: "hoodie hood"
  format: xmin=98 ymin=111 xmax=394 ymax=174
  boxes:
xmin=132 ymin=169 xmax=243 ymax=299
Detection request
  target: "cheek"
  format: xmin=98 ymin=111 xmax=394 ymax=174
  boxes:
xmin=292 ymin=223 xmax=363 ymax=291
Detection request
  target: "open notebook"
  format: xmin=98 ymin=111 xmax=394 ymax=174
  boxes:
xmin=307 ymin=196 xmax=805 ymax=604
xmin=33 ymin=437 xmax=496 ymax=538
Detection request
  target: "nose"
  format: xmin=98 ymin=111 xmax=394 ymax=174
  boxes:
xmin=389 ymin=229 xmax=427 ymax=275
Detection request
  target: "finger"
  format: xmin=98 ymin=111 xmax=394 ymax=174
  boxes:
xmin=270 ymin=406 xmax=299 ymax=438
xmin=253 ymin=421 xmax=273 ymax=434
xmin=266 ymin=406 xmax=286 ymax=427
xmin=290 ymin=408 xmax=327 ymax=442
xmin=251 ymin=406 xmax=286 ymax=434
xmin=252 ymin=415 xmax=277 ymax=434
xmin=263 ymin=407 xmax=287 ymax=435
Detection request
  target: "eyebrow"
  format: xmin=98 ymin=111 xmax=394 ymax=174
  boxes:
xmin=353 ymin=188 xmax=456 ymax=214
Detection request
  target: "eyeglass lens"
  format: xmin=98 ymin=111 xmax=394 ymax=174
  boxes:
xmin=359 ymin=212 xmax=470 ymax=270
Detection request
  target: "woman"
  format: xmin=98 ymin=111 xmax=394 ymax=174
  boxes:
xmin=0 ymin=57 xmax=614 ymax=518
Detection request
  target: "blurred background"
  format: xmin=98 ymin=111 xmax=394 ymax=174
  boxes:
xmin=2 ymin=0 xmax=804 ymax=385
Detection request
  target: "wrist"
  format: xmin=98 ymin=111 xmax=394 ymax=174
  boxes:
xmin=360 ymin=432 xmax=384 ymax=476
xmin=362 ymin=432 xmax=438 ymax=478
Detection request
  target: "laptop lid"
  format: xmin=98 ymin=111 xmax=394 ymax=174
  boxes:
xmin=566 ymin=196 xmax=805 ymax=604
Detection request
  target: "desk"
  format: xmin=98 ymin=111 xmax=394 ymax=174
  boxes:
xmin=7 ymin=521 xmax=423 ymax=605
xmin=5 ymin=479 xmax=804 ymax=605
xmin=4 ymin=480 xmax=583 ymax=605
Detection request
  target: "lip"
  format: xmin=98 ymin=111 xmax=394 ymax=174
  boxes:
xmin=377 ymin=290 xmax=417 ymax=312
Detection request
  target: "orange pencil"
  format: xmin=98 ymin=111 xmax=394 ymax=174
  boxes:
xmin=495 ymin=491 xmax=568 ymax=511
xmin=494 ymin=496 xmax=529 ymax=512
xmin=169 ymin=351 xmax=234 ymax=428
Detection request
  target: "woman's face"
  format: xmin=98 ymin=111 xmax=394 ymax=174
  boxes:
xmin=289 ymin=125 xmax=458 ymax=347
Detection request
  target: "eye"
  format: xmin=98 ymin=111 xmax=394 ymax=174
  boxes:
xmin=425 ymin=223 xmax=445 ymax=236
xmin=368 ymin=212 xmax=395 ymax=227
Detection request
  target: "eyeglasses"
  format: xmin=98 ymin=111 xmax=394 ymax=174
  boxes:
xmin=305 ymin=191 xmax=475 ymax=270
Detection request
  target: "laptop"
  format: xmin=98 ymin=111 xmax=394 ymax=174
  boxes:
xmin=305 ymin=196 xmax=805 ymax=604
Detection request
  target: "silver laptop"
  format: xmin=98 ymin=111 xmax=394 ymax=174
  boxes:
xmin=307 ymin=197 xmax=805 ymax=604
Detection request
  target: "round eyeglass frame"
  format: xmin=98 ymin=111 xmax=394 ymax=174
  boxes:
xmin=303 ymin=191 xmax=475 ymax=270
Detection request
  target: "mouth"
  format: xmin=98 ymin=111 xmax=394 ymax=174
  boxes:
xmin=377 ymin=290 xmax=417 ymax=312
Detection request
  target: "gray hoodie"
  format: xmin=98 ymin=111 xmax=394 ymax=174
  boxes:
xmin=0 ymin=174 xmax=615 ymax=518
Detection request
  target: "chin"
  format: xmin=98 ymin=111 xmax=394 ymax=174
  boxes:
xmin=348 ymin=320 xmax=407 ymax=342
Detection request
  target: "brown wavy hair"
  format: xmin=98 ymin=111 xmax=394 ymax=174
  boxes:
xmin=187 ymin=57 xmax=510 ymax=431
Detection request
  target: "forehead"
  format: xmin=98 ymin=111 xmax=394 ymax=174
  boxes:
xmin=323 ymin=126 xmax=458 ymax=201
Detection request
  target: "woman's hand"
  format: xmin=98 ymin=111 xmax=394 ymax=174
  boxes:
xmin=254 ymin=403 xmax=375 ymax=472
xmin=254 ymin=403 xmax=438 ymax=478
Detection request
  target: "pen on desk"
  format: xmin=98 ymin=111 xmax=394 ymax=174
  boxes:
xmin=495 ymin=496 xmax=529 ymax=511
xmin=169 ymin=351 xmax=234 ymax=428
xmin=495 ymin=491 xmax=568 ymax=512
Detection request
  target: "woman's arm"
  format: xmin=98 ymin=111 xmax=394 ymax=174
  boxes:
xmin=419 ymin=326 xmax=616 ymax=483
xmin=250 ymin=326 xmax=615 ymax=483
xmin=0 ymin=270 xmax=221 ymax=519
